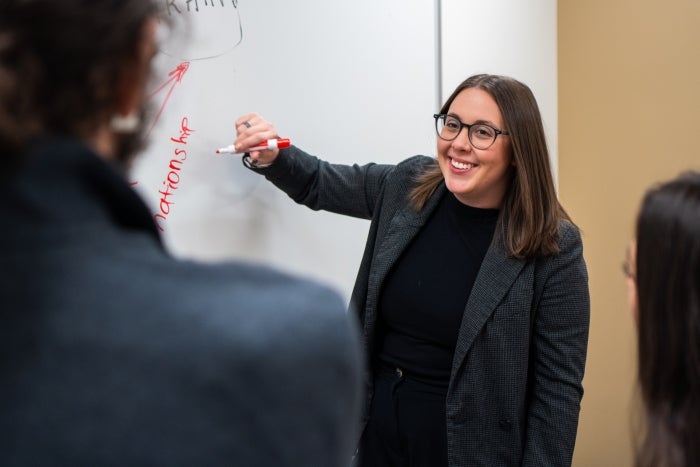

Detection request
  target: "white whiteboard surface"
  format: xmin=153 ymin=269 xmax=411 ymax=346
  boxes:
xmin=440 ymin=0 xmax=558 ymax=183
xmin=131 ymin=1 xmax=438 ymax=300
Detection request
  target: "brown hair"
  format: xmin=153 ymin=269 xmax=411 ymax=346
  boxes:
xmin=634 ymin=171 xmax=700 ymax=467
xmin=0 ymin=0 xmax=163 ymax=170
xmin=409 ymin=74 xmax=571 ymax=259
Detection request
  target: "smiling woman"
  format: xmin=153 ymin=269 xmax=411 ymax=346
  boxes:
xmin=434 ymin=87 xmax=512 ymax=210
xmin=231 ymin=73 xmax=590 ymax=467
xmin=413 ymin=74 xmax=564 ymax=259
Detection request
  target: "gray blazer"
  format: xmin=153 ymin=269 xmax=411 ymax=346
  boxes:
xmin=257 ymin=146 xmax=590 ymax=466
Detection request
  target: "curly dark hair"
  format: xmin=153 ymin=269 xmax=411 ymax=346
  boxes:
xmin=0 ymin=0 xmax=163 ymax=171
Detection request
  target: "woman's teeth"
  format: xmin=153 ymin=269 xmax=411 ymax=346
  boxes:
xmin=451 ymin=159 xmax=474 ymax=170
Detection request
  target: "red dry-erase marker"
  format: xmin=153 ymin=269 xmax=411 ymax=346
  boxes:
xmin=215 ymin=138 xmax=291 ymax=154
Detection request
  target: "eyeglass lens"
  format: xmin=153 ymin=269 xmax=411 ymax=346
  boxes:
xmin=436 ymin=115 xmax=497 ymax=150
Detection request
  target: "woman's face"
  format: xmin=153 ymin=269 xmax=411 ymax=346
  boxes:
xmin=437 ymin=87 xmax=513 ymax=208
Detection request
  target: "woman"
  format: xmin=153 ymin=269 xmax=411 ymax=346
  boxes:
xmin=235 ymin=74 xmax=590 ymax=466
xmin=625 ymin=172 xmax=700 ymax=467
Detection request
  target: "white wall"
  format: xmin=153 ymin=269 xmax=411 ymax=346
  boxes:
xmin=440 ymin=0 xmax=558 ymax=182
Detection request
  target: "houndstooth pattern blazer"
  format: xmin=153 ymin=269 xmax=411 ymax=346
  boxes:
xmin=255 ymin=146 xmax=590 ymax=467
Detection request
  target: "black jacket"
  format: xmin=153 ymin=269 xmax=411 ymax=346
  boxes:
xmin=0 ymin=138 xmax=362 ymax=466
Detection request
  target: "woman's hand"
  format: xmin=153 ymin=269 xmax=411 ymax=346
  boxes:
xmin=233 ymin=113 xmax=282 ymax=167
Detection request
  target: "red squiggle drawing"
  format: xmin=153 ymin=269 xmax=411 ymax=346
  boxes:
xmin=147 ymin=61 xmax=190 ymax=135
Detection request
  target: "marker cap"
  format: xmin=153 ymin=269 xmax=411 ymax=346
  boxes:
xmin=275 ymin=138 xmax=291 ymax=149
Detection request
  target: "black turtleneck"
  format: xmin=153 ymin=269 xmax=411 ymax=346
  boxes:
xmin=377 ymin=192 xmax=498 ymax=388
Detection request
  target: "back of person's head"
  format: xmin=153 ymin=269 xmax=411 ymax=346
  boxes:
xmin=634 ymin=171 xmax=700 ymax=467
xmin=0 ymin=0 xmax=162 ymax=171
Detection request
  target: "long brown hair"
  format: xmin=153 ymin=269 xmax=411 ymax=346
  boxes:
xmin=634 ymin=171 xmax=700 ymax=467
xmin=0 ymin=0 xmax=163 ymax=170
xmin=410 ymin=74 xmax=571 ymax=259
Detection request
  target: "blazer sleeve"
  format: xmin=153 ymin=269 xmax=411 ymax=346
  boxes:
xmin=249 ymin=145 xmax=395 ymax=220
xmin=523 ymin=222 xmax=590 ymax=466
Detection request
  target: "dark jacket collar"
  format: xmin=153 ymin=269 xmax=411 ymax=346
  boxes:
xmin=1 ymin=136 xmax=162 ymax=245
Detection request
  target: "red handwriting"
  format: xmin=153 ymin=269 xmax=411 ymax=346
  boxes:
xmin=153 ymin=117 xmax=194 ymax=232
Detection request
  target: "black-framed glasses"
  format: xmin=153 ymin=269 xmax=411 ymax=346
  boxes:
xmin=622 ymin=259 xmax=636 ymax=281
xmin=433 ymin=113 xmax=509 ymax=150
xmin=622 ymin=260 xmax=636 ymax=280
xmin=622 ymin=244 xmax=636 ymax=281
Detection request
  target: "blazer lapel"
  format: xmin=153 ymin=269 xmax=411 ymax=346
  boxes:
xmin=450 ymin=239 xmax=526 ymax=380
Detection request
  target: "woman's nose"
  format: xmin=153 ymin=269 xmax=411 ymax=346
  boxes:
xmin=451 ymin=128 xmax=473 ymax=151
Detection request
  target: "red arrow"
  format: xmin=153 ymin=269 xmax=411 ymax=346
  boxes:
xmin=130 ymin=61 xmax=190 ymax=186
xmin=147 ymin=61 xmax=190 ymax=135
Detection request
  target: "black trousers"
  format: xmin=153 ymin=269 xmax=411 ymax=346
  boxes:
xmin=357 ymin=364 xmax=448 ymax=467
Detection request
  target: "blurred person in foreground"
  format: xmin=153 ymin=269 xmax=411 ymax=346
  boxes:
xmin=0 ymin=1 xmax=361 ymax=466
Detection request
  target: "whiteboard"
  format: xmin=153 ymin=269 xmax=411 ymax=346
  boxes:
xmin=131 ymin=0 xmax=438 ymax=300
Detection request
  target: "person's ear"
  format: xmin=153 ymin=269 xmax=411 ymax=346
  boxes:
xmin=111 ymin=19 xmax=157 ymax=132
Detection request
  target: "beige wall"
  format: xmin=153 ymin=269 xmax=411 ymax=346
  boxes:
xmin=558 ymin=0 xmax=700 ymax=465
